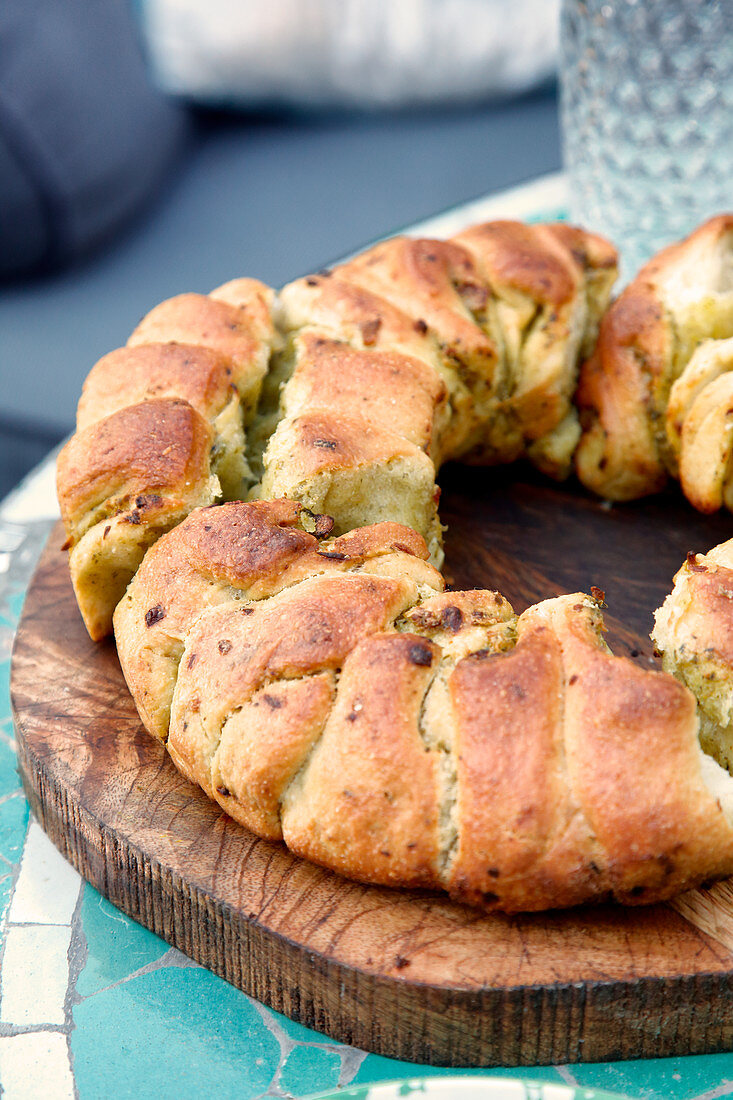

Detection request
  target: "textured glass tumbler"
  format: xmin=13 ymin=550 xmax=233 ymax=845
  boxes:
xmin=560 ymin=0 xmax=733 ymax=280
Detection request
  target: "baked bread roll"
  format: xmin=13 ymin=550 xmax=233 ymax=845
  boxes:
xmin=653 ymin=540 xmax=733 ymax=773
xmin=576 ymin=215 xmax=733 ymax=503
xmin=114 ymin=500 xmax=733 ymax=911
xmin=57 ymin=399 xmax=219 ymax=642
xmin=262 ymin=221 xmax=617 ymax=564
xmin=666 ymin=337 xmax=733 ymax=512
xmin=57 ymin=279 xmax=277 ymax=639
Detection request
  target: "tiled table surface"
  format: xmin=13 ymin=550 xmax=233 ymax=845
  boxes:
xmin=2 ymin=176 xmax=733 ymax=1099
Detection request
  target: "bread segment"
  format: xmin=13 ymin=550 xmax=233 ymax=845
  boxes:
xmin=212 ymin=673 xmax=335 ymax=841
xmin=447 ymin=624 xmax=594 ymax=912
xmin=167 ymin=572 xmax=416 ymax=797
xmin=445 ymin=593 xmax=733 ymax=912
xmin=653 ymin=541 xmax=733 ymax=772
xmin=281 ymin=632 xmax=443 ymax=888
xmin=261 ymin=411 xmax=443 ymax=563
xmin=57 ymin=399 xmax=219 ymax=640
xmin=576 ymin=214 xmax=733 ymax=504
xmin=525 ymin=596 xmax=733 ymax=905
xmin=128 ymin=280 xmax=275 ymax=423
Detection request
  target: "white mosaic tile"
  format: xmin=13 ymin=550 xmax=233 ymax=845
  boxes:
xmin=9 ymin=823 xmax=81 ymax=926
xmin=406 ymin=171 xmax=567 ymax=238
xmin=0 ymin=925 xmax=72 ymax=1026
xmin=0 ymin=1031 xmax=74 ymax=1100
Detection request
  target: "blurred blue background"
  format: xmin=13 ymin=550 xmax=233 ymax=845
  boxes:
xmin=0 ymin=0 xmax=561 ymax=499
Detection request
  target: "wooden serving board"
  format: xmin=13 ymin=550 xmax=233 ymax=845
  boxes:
xmin=12 ymin=466 xmax=733 ymax=1067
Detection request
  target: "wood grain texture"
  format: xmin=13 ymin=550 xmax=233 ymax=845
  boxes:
xmin=12 ymin=466 xmax=733 ymax=1067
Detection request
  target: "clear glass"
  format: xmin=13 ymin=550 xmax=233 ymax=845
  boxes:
xmin=560 ymin=0 xmax=733 ymax=280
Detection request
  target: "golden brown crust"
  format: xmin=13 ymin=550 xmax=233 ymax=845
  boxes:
xmin=452 ymin=220 xmax=617 ymax=472
xmin=167 ymin=572 xmax=418 ymax=790
xmin=265 ymin=410 xmax=429 ymax=479
xmin=446 ymin=594 xmax=733 ymax=912
xmin=543 ymin=222 xmax=619 ymax=277
xmin=283 ymin=331 xmax=448 ymax=458
xmin=211 ymin=673 xmax=335 ymax=840
xmin=522 ymin=596 xmax=733 ymax=903
xmin=652 ymin=541 xmax=733 ymax=773
xmin=59 ymin=278 xmax=277 ymax=639
xmin=114 ymin=500 xmax=442 ymax=742
xmin=448 ymin=626 xmax=596 ymax=912
xmin=454 ymin=220 xmax=580 ymax=309
xmin=77 ymin=344 xmax=236 ymax=431
xmin=330 ymin=522 xmax=428 ymax=561
xmin=337 ymin=235 xmax=499 ymax=376
xmin=667 ymin=339 xmax=733 ymax=512
xmin=575 ymin=285 xmax=671 ymax=500
xmin=260 ymin=410 xmax=442 ymax=562
xmin=57 ymin=399 xmax=218 ymax=640
xmin=128 ymin=291 xmax=264 ymax=372
xmin=57 ymin=399 xmax=214 ymax=540
xmin=282 ymin=632 xmax=442 ymax=888
xmin=642 ymin=214 xmax=733 ymax=283
xmin=278 ymin=273 xmax=443 ymax=366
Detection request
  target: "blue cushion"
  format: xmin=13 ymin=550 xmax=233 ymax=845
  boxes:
xmin=0 ymin=0 xmax=188 ymax=277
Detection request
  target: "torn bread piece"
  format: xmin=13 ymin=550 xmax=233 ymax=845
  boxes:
xmin=653 ymin=540 xmax=733 ymax=771
xmin=576 ymin=214 xmax=733 ymax=503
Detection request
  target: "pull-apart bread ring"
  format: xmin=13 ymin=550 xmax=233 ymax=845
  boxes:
xmin=575 ymin=214 xmax=733 ymax=504
xmin=113 ymin=501 xmax=733 ymax=912
xmin=57 ymin=215 xmax=733 ymax=913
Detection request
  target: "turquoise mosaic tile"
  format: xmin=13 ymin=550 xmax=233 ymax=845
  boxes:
xmin=278 ymin=1043 xmax=343 ymax=1096
xmin=0 ymin=792 xmax=28 ymax=867
xmin=571 ymin=1053 xmax=733 ymax=1099
xmin=0 ymin=660 xmax=9 ymax=721
xmin=6 ymin=590 xmax=26 ymax=623
xmin=353 ymin=1057 xmax=570 ymax=1088
xmin=71 ymin=965 xmax=280 ymax=1099
xmin=76 ymin=884 xmax=170 ymax=996
xmin=0 ymin=735 xmax=20 ymax=798
xmin=528 ymin=207 xmax=568 ymax=223
xmin=263 ymin=1006 xmax=352 ymax=1048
